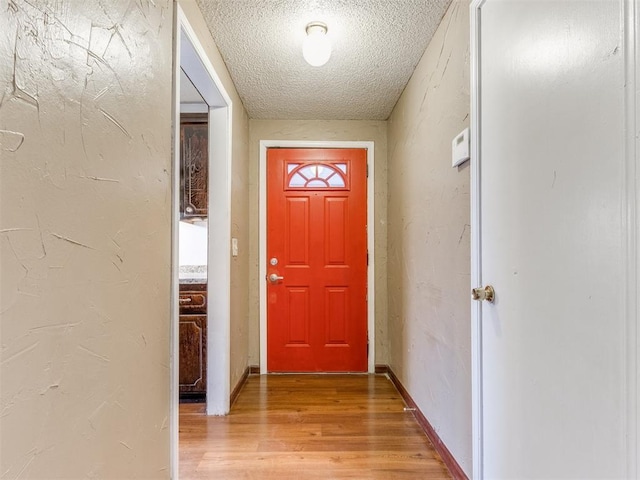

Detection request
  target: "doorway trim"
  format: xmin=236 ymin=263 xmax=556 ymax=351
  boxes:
xmin=172 ymin=4 xmax=233 ymax=478
xmin=469 ymin=1 xmax=485 ymax=477
xmin=624 ymin=0 xmax=639 ymax=476
xmin=259 ymin=140 xmax=376 ymax=374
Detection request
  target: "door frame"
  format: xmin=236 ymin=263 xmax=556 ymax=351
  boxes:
xmin=469 ymin=0 xmax=639 ymax=478
xmin=626 ymin=2 xmax=640 ymax=477
xmin=469 ymin=3 xmax=485 ymax=477
xmin=469 ymin=0 xmax=485 ymax=480
xmin=172 ymin=4 xmax=233 ymax=478
xmin=259 ymin=141 xmax=375 ymax=374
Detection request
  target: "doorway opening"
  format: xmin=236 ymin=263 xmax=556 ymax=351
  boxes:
xmin=171 ymin=4 xmax=233 ymax=477
xmin=178 ymin=76 xmax=209 ymax=403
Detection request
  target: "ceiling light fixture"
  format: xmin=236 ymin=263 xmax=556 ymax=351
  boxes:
xmin=303 ymin=22 xmax=331 ymax=67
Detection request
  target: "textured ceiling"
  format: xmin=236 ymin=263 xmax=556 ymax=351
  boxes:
xmin=195 ymin=0 xmax=452 ymax=120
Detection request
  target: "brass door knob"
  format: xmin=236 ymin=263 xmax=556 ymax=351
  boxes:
xmin=472 ymin=285 xmax=495 ymax=303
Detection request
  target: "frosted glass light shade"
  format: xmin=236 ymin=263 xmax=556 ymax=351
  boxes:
xmin=303 ymin=22 xmax=331 ymax=67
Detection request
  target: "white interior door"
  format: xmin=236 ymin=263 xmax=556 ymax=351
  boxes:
xmin=473 ymin=0 xmax=636 ymax=477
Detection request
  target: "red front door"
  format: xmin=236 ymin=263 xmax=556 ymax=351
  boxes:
xmin=267 ymin=148 xmax=368 ymax=372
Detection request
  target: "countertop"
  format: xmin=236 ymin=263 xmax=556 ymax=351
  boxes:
xmin=179 ymin=277 xmax=207 ymax=284
xmin=179 ymin=265 xmax=207 ymax=284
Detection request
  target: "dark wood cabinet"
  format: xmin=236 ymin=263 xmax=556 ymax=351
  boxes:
xmin=179 ymin=284 xmax=207 ymax=400
xmin=180 ymin=114 xmax=208 ymax=219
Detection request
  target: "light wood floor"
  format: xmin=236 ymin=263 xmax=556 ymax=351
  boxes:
xmin=179 ymin=374 xmax=452 ymax=479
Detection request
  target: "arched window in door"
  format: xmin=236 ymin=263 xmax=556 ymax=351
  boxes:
xmin=286 ymin=163 xmax=348 ymax=189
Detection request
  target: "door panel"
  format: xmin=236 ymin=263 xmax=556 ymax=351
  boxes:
xmin=476 ymin=1 xmax=627 ymax=477
xmin=325 ymin=287 xmax=348 ymax=344
xmin=286 ymin=287 xmax=310 ymax=345
xmin=286 ymin=197 xmax=309 ymax=264
xmin=267 ymin=148 xmax=367 ymax=372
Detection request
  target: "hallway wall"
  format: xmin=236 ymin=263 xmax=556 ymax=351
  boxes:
xmin=386 ymin=0 xmax=471 ymax=474
xmin=248 ymin=120 xmax=389 ymax=366
xmin=0 ymin=1 xmax=173 ymax=478
xmin=180 ymin=0 xmax=252 ymax=411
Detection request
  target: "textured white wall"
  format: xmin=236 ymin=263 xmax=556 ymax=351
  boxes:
xmin=387 ymin=0 xmax=471 ymax=474
xmin=248 ymin=120 xmax=388 ymax=366
xmin=179 ymin=0 xmax=251 ymax=392
xmin=0 ymin=1 xmax=173 ymax=478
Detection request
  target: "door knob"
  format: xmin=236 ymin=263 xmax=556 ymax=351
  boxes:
xmin=268 ymin=273 xmax=284 ymax=283
xmin=472 ymin=285 xmax=495 ymax=303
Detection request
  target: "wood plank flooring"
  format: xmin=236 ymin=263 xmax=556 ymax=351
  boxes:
xmin=179 ymin=374 xmax=452 ymax=479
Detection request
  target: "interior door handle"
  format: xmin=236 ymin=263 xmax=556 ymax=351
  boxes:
xmin=472 ymin=285 xmax=495 ymax=303
xmin=268 ymin=273 xmax=284 ymax=283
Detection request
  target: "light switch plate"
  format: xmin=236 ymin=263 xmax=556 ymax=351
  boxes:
xmin=232 ymin=238 xmax=238 ymax=257
xmin=452 ymin=127 xmax=470 ymax=168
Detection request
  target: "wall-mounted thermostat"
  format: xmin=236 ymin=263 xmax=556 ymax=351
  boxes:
xmin=452 ymin=127 xmax=470 ymax=168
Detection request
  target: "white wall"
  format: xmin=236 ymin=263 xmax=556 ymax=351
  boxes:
xmin=179 ymin=220 xmax=208 ymax=266
xmin=387 ymin=0 xmax=471 ymax=475
xmin=0 ymin=1 xmax=173 ymax=477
